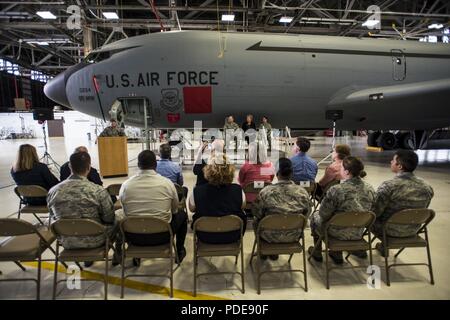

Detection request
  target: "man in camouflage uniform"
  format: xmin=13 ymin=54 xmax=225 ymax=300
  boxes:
xmin=252 ymin=158 xmax=312 ymax=260
xmin=372 ymin=150 xmax=434 ymax=256
xmin=309 ymin=157 xmax=375 ymax=264
xmin=259 ymin=116 xmax=273 ymax=151
xmin=223 ymin=115 xmax=240 ymax=151
xmin=99 ymin=119 xmax=125 ymax=137
xmin=47 ymin=152 xmax=121 ymax=266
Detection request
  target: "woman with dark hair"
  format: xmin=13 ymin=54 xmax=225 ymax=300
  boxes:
xmin=10 ymin=144 xmax=59 ymax=205
xmin=309 ymin=156 xmax=375 ymax=264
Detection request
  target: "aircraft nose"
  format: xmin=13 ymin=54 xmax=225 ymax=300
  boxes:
xmin=44 ymin=71 xmax=69 ymax=108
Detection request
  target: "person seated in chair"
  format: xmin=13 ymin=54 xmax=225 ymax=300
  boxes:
xmin=290 ymin=137 xmax=318 ymax=183
xmin=119 ymin=150 xmax=188 ymax=265
xmin=315 ymin=144 xmax=351 ymax=198
xmin=238 ymin=142 xmax=275 ymax=204
xmin=309 ymin=156 xmax=375 ymax=264
xmin=189 ymin=154 xmax=247 ymax=244
xmin=60 ymin=146 xmax=102 ymax=186
xmin=156 ymin=143 xmax=187 ymax=200
xmin=372 ymin=150 xmax=434 ymax=257
xmin=11 ymin=144 xmax=59 ymax=205
xmin=47 ymin=152 xmax=121 ymax=267
xmin=252 ymin=158 xmax=311 ymax=260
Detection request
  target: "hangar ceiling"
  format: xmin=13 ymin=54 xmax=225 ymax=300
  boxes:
xmin=0 ymin=0 xmax=449 ymax=75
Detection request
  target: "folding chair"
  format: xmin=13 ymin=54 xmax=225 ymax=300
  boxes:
xmin=249 ymin=214 xmax=308 ymax=294
xmin=193 ymin=215 xmax=245 ymax=296
xmin=106 ymin=183 xmax=122 ymax=211
xmin=309 ymin=211 xmax=376 ymax=289
xmin=120 ymin=216 xmax=179 ymax=298
xmin=371 ymin=208 xmax=435 ymax=286
xmin=243 ymin=181 xmax=271 ymax=212
xmin=294 ymin=181 xmax=317 ymax=210
xmin=14 ymin=185 xmax=49 ymax=225
xmin=51 ymin=219 xmax=112 ymax=300
xmin=0 ymin=218 xmax=57 ymax=299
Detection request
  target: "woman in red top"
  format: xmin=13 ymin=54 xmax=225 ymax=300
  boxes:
xmin=316 ymin=144 xmax=351 ymax=197
xmin=238 ymin=143 xmax=275 ymax=202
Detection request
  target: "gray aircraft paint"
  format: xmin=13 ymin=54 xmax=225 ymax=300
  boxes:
xmin=44 ymin=30 xmax=450 ymax=130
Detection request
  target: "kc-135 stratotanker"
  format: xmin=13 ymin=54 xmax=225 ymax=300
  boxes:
xmin=44 ymin=31 xmax=450 ymax=150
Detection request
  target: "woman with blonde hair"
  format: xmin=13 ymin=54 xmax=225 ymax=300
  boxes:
xmin=11 ymin=144 xmax=59 ymax=205
xmin=189 ymin=154 xmax=247 ymax=244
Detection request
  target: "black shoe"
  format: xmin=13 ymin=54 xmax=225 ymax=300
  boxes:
xmin=308 ymin=246 xmax=323 ymax=262
xmin=328 ymin=251 xmax=344 ymax=265
xmin=376 ymin=243 xmax=388 ymax=258
xmin=84 ymin=261 xmax=94 ymax=268
xmin=350 ymin=250 xmax=368 ymax=259
xmin=269 ymin=255 xmax=279 ymax=261
xmin=132 ymin=258 xmax=141 ymax=267
xmin=177 ymin=248 xmax=186 ymax=264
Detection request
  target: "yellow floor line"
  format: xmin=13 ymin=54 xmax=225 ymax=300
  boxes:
xmin=23 ymin=261 xmax=228 ymax=300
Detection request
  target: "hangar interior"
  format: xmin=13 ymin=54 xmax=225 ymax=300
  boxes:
xmin=0 ymin=1 xmax=449 ymax=300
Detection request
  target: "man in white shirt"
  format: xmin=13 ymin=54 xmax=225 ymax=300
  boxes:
xmin=119 ymin=150 xmax=187 ymax=263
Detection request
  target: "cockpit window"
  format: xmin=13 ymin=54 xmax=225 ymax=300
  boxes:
xmin=85 ymin=51 xmax=111 ymax=64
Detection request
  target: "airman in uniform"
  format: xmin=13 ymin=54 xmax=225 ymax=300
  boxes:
xmin=372 ymin=150 xmax=434 ymax=256
xmin=99 ymin=119 xmax=125 ymax=137
xmin=309 ymin=156 xmax=375 ymax=264
xmin=252 ymin=158 xmax=311 ymax=260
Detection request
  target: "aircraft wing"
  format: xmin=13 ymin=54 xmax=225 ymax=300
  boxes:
xmin=327 ymin=78 xmax=450 ymax=130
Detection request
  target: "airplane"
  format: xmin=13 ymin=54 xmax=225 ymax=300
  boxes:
xmin=44 ymin=30 xmax=450 ymax=150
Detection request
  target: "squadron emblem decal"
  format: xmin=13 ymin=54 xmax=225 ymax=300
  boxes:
xmin=160 ymin=88 xmax=183 ymax=112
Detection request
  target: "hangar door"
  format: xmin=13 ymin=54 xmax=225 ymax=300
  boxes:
xmin=391 ymin=49 xmax=406 ymax=81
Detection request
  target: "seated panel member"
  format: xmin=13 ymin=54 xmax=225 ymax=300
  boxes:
xmin=47 ymin=152 xmax=121 ymax=266
xmin=309 ymin=156 xmax=375 ymax=264
xmin=252 ymin=158 xmax=311 ymax=260
xmin=290 ymin=137 xmax=318 ymax=183
xmin=119 ymin=150 xmax=187 ymax=263
xmin=60 ymin=146 xmax=103 ymax=186
xmin=372 ymin=150 xmax=434 ymax=255
xmin=189 ymin=154 xmax=247 ymax=244
xmin=11 ymin=144 xmax=59 ymax=205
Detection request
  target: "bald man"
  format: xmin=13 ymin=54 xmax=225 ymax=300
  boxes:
xmin=60 ymin=146 xmax=103 ymax=186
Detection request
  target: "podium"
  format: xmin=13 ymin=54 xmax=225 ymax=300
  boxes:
xmin=98 ymin=137 xmax=128 ymax=178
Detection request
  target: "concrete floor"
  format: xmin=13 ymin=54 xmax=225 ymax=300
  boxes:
xmin=0 ymin=135 xmax=449 ymax=300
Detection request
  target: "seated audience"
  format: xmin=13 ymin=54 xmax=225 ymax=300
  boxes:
xmin=238 ymin=142 xmax=275 ymax=203
xmin=315 ymin=144 xmax=351 ymax=197
xmin=11 ymin=144 xmax=59 ymax=205
xmin=119 ymin=150 xmax=187 ymax=263
xmin=156 ymin=143 xmax=187 ymax=200
xmin=252 ymin=158 xmax=311 ymax=260
xmin=47 ymin=152 xmax=120 ymax=266
xmin=60 ymin=146 xmax=102 ymax=185
xmin=290 ymin=137 xmax=318 ymax=182
xmin=372 ymin=150 xmax=434 ymax=256
xmin=189 ymin=154 xmax=247 ymax=244
xmin=309 ymin=156 xmax=375 ymax=264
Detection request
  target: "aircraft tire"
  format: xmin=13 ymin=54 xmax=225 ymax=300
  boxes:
xmin=399 ymin=132 xmax=414 ymax=150
xmin=377 ymin=132 xmax=397 ymax=150
xmin=367 ymin=131 xmax=380 ymax=147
